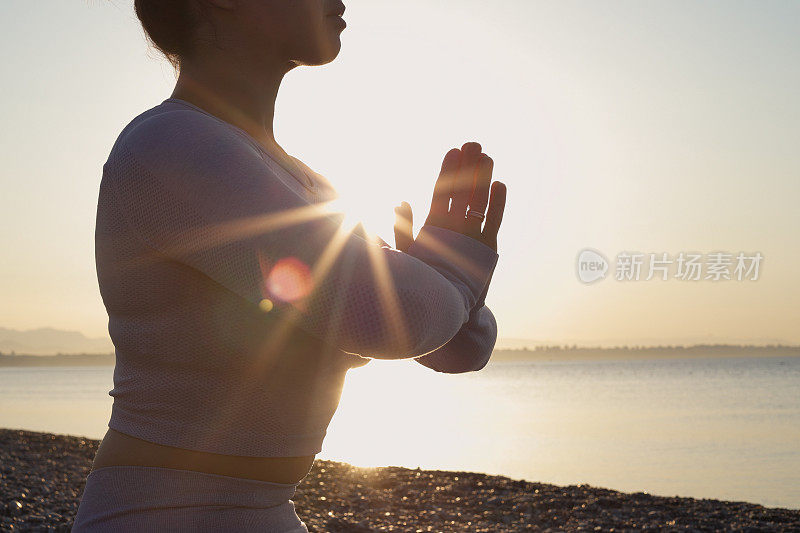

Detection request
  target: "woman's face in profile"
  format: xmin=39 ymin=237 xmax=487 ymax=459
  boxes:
xmin=234 ymin=0 xmax=347 ymax=66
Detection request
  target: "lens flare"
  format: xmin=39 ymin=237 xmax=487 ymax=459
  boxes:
xmin=258 ymin=299 xmax=274 ymax=312
xmin=265 ymin=257 xmax=313 ymax=302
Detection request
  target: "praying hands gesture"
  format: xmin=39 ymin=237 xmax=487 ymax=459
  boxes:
xmin=394 ymin=142 xmax=507 ymax=253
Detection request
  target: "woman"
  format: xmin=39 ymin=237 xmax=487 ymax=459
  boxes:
xmin=73 ymin=0 xmax=506 ymax=531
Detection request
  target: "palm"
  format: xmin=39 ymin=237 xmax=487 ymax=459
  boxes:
xmin=393 ymin=142 xmax=506 ymax=253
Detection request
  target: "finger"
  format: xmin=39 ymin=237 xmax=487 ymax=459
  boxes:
xmin=482 ymin=181 xmax=507 ymax=246
xmin=394 ymin=202 xmax=413 ymax=251
xmin=394 ymin=201 xmax=414 ymax=252
xmin=429 ymin=149 xmax=461 ymax=218
xmin=450 ymin=142 xmax=481 ymax=220
xmin=464 ymin=154 xmax=493 ymax=232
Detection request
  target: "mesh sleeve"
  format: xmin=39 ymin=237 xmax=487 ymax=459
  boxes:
xmin=414 ymin=305 xmax=497 ymax=373
xmin=107 ymin=113 xmax=498 ymax=360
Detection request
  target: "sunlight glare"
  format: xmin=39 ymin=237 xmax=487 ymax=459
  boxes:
xmin=324 ymin=195 xmax=386 ymax=246
xmin=320 ymin=360 xmax=472 ymax=468
xmin=324 ymin=196 xmax=364 ymax=233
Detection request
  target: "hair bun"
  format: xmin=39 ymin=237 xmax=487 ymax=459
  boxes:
xmin=134 ymin=0 xmax=198 ymax=68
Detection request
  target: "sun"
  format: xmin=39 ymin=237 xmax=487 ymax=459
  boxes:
xmin=323 ymin=193 xmax=395 ymax=247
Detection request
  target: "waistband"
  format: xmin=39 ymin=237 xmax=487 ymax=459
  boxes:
xmin=73 ymin=465 xmax=307 ymax=532
xmin=85 ymin=465 xmax=300 ymax=508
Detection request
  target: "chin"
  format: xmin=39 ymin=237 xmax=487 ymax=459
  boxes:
xmin=296 ymin=40 xmax=342 ymax=66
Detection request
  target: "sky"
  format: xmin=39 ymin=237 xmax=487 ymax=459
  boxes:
xmin=1 ymin=0 xmax=799 ymax=346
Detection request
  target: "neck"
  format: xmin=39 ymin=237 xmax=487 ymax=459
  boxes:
xmin=171 ymin=54 xmax=295 ymax=150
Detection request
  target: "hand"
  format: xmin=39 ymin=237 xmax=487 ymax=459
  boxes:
xmin=393 ymin=201 xmax=414 ymax=252
xmin=393 ymin=142 xmax=507 ymax=253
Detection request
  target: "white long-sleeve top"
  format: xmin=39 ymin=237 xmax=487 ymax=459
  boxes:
xmin=96 ymin=98 xmax=499 ymax=457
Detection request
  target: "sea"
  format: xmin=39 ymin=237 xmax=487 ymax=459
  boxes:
xmin=1 ymin=355 xmax=798 ymax=510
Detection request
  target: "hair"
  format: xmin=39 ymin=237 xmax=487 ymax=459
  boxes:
xmin=134 ymin=0 xmax=201 ymax=69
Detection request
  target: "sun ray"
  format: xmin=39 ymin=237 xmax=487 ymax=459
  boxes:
xmin=115 ymin=203 xmax=335 ymax=271
xmin=303 ymin=221 xmax=357 ymax=344
xmin=364 ymin=240 xmax=413 ymax=356
xmin=163 ymin=203 xmax=334 ymax=257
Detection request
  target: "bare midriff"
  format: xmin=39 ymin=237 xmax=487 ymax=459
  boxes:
xmin=91 ymin=429 xmax=316 ymax=485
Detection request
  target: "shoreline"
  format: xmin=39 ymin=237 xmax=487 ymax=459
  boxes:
xmin=1 ymin=429 xmax=799 ymax=531
xmin=1 ymin=345 xmax=799 ymax=368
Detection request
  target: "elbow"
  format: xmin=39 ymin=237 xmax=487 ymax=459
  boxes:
xmin=449 ymin=349 xmax=493 ymax=373
xmin=417 ymin=350 xmax=492 ymax=374
xmin=415 ymin=337 xmax=494 ymax=374
xmin=467 ymin=353 xmax=492 ymax=372
xmin=455 ymin=311 xmax=496 ymax=372
xmin=421 ymin=308 xmax=497 ymax=373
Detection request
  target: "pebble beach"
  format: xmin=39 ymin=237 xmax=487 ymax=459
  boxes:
xmin=1 ymin=429 xmax=798 ymax=532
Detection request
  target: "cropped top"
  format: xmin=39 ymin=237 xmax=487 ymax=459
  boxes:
xmin=95 ymin=98 xmax=500 ymax=457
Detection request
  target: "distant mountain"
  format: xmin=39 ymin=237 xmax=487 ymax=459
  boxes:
xmin=0 ymin=327 xmax=113 ymax=356
xmin=0 ymin=353 xmax=114 ymax=367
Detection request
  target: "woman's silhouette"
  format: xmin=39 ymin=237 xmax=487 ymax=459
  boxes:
xmin=73 ymin=1 xmax=506 ymax=530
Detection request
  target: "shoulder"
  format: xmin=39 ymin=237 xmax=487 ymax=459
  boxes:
xmin=103 ymin=105 xmax=294 ymax=212
xmin=107 ymin=104 xmax=263 ymax=179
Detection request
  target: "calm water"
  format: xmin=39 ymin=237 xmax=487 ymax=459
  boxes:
xmin=1 ymin=356 xmax=798 ymax=509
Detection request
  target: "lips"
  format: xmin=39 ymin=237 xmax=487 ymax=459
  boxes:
xmin=328 ymin=15 xmax=346 ymax=30
xmin=327 ymin=1 xmax=346 ymax=17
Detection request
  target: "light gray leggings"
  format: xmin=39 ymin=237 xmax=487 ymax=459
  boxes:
xmin=72 ymin=466 xmax=309 ymax=532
